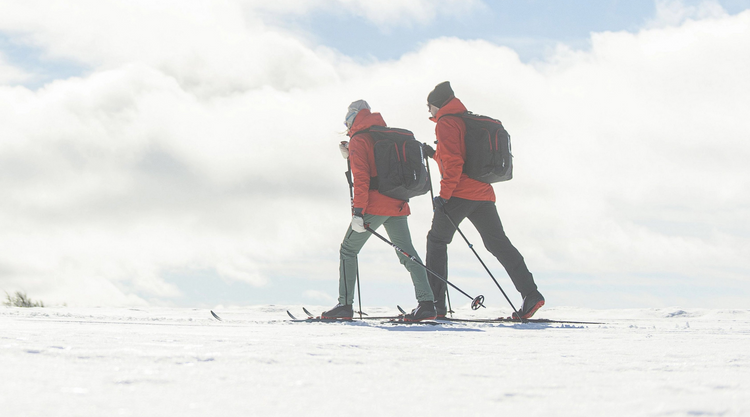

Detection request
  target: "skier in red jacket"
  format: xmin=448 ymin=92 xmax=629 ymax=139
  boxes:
xmin=425 ymin=82 xmax=544 ymax=319
xmin=320 ymin=100 xmax=435 ymax=321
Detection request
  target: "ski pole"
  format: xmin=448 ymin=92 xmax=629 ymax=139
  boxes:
xmin=424 ymin=146 xmax=453 ymax=317
xmin=440 ymin=209 xmax=521 ymax=317
xmin=345 ymin=158 xmax=364 ymax=320
xmin=364 ymin=224 xmax=485 ymax=310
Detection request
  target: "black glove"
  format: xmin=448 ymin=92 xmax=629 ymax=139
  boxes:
xmin=422 ymin=143 xmax=435 ymax=159
xmin=433 ymin=196 xmax=448 ymax=213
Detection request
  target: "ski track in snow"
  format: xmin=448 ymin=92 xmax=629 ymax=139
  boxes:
xmin=1 ymin=306 xmax=749 ymax=417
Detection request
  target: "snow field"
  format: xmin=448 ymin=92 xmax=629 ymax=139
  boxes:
xmin=1 ymin=306 xmax=749 ymax=416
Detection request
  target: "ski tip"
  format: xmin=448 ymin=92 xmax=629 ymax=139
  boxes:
xmin=302 ymin=307 xmax=314 ymax=317
xmin=210 ymin=310 xmax=223 ymax=321
xmin=397 ymin=305 xmax=407 ymax=315
xmin=286 ymin=310 xmax=298 ymax=320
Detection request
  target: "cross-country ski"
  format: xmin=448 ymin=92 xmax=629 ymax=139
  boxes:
xmin=396 ymin=305 xmax=602 ymax=325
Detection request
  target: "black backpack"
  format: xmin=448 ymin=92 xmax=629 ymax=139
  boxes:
xmin=441 ymin=112 xmax=513 ymax=183
xmin=353 ymin=126 xmax=430 ymax=201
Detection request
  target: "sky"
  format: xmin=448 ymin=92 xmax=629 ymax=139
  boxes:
xmin=1 ymin=0 xmax=749 ymax=310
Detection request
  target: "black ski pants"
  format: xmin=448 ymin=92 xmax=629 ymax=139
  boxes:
xmin=426 ymin=197 xmax=537 ymax=313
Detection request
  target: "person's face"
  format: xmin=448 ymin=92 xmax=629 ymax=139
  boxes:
xmin=428 ymin=104 xmax=439 ymax=118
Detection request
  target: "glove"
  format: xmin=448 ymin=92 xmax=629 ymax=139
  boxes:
xmin=339 ymin=141 xmax=349 ymax=159
xmin=422 ymin=143 xmax=435 ymax=158
xmin=433 ymin=196 xmax=448 ymax=213
xmin=351 ymin=208 xmax=366 ymax=233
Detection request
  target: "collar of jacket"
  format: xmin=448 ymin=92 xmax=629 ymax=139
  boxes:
xmin=429 ymin=97 xmax=467 ymax=123
xmin=348 ymin=109 xmax=387 ymax=136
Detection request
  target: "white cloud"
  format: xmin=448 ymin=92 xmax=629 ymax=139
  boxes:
xmin=0 ymin=0 xmax=482 ymax=95
xmin=648 ymin=0 xmax=728 ymax=27
xmin=0 ymin=0 xmax=339 ymax=98
xmin=0 ymin=51 xmax=28 ymax=84
xmin=0 ymin=1 xmax=748 ymax=307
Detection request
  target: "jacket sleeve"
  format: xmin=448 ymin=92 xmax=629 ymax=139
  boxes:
xmin=436 ymin=117 xmax=464 ymax=200
xmin=349 ymin=135 xmax=370 ymax=212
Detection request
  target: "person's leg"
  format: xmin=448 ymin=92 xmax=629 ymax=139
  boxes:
xmin=466 ymin=202 xmax=538 ymax=298
xmin=425 ymin=197 xmax=475 ymax=315
xmin=337 ymin=214 xmax=388 ymax=305
xmin=382 ymin=216 xmax=433 ymax=302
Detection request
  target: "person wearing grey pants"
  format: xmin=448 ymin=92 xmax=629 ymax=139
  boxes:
xmin=320 ymin=100 xmax=435 ymax=321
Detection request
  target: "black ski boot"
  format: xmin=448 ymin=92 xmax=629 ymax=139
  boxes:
xmin=512 ymin=290 xmax=545 ymax=319
xmin=403 ymin=301 xmax=437 ymax=322
xmin=321 ymin=303 xmax=353 ymax=320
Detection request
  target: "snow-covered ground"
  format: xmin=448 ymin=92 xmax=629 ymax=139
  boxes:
xmin=2 ymin=305 xmax=749 ymax=417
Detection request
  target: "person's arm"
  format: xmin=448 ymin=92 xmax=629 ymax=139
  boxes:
xmin=349 ymin=135 xmax=370 ymax=213
xmin=436 ymin=117 xmax=464 ymax=200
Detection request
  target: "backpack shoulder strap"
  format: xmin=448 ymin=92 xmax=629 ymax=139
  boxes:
xmin=437 ymin=112 xmax=467 ymax=121
xmin=366 ymin=125 xmax=417 ymax=140
xmin=349 ymin=127 xmax=371 ymax=138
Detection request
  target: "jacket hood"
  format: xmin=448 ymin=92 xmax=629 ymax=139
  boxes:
xmin=349 ymin=109 xmax=386 ymax=135
xmin=431 ymin=97 xmax=467 ymax=122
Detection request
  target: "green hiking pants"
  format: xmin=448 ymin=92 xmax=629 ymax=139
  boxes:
xmin=338 ymin=214 xmax=434 ymax=305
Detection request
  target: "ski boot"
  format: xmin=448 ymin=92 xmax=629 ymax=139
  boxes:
xmin=403 ymin=301 xmax=437 ymax=322
xmin=321 ymin=303 xmax=353 ymax=320
xmin=512 ymin=290 xmax=545 ymax=319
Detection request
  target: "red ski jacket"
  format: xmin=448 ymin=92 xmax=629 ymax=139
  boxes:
xmin=348 ymin=109 xmax=410 ymax=216
xmin=431 ymin=97 xmax=496 ymax=202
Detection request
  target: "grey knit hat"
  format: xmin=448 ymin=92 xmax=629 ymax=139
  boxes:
xmin=344 ymin=100 xmax=371 ymax=129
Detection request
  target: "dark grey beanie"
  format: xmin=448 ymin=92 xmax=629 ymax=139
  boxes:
xmin=427 ymin=81 xmax=454 ymax=108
